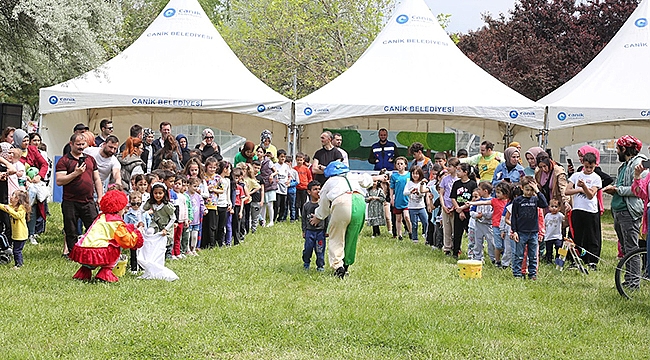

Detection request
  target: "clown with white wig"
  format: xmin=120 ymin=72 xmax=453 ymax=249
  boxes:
xmin=310 ymin=161 xmax=376 ymax=278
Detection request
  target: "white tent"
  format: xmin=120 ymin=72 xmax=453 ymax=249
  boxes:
xmin=541 ymin=0 xmax=650 ymax=149
xmin=39 ymin=0 xmax=291 ymax=155
xmin=294 ymin=0 xmax=545 ymax=152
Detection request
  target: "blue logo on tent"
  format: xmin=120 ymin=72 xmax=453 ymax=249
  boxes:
xmin=257 ymin=104 xmax=266 ymax=112
xmin=557 ymin=112 xmax=567 ymax=121
xmin=396 ymin=15 xmax=409 ymax=24
xmin=48 ymin=96 xmax=58 ymax=105
xmin=163 ymin=8 xmax=176 ymax=17
xmin=636 ymin=18 xmax=648 ymax=27
xmin=509 ymin=110 xmax=519 ymax=119
xmin=304 ymin=107 xmax=313 ymax=116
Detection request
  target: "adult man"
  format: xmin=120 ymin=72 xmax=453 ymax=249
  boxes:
xmin=119 ymin=124 xmax=143 ymax=154
xmin=603 ymin=135 xmax=647 ymax=284
xmin=409 ymin=142 xmax=434 ymax=180
xmin=83 ymin=135 xmax=122 ymax=191
xmin=62 ymin=123 xmax=89 ymax=155
xmin=460 ymin=140 xmax=504 ymax=181
xmin=312 ymin=131 xmax=343 ymax=185
xmin=94 ymin=119 xmax=113 ymax=146
xmin=152 ymin=122 xmax=172 ymax=153
xmin=332 ymin=133 xmax=349 ymax=166
xmin=56 ymin=133 xmax=103 ymax=254
xmin=368 ymin=128 xmax=398 ymax=171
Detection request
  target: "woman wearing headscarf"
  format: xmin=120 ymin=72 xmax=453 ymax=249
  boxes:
xmin=492 ymin=147 xmax=525 ymax=188
xmin=258 ymin=129 xmax=277 ymax=163
xmin=577 ymin=145 xmax=613 ymax=215
xmin=141 ymin=128 xmax=155 ymax=173
xmin=233 ymin=141 xmax=257 ymax=166
xmin=535 ymin=152 xmax=572 ymax=218
xmin=523 ymin=147 xmax=545 ymax=176
xmin=195 ymin=128 xmax=222 ymax=162
xmin=176 ymin=134 xmax=191 ymax=168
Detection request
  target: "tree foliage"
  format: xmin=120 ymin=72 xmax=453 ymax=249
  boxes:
xmin=218 ymin=0 xmax=393 ymax=99
xmin=456 ymin=0 xmax=640 ymax=101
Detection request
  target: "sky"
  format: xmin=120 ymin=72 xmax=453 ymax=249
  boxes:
xmin=424 ymin=0 xmax=516 ymax=33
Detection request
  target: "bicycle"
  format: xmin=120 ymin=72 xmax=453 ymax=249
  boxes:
xmin=614 ymin=245 xmax=649 ymax=300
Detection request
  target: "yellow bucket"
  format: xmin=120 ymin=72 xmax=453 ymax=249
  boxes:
xmin=457 ymin=260 xmax=483 ymax=279
xmin=112 ymin=259 xmax=128 ymax=277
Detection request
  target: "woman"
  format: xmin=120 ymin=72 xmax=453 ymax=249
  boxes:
xmin=153 ymin=134 xmax=181 ymax=171
xmin=535 ymin=152 xmax=571 ymax=218
xmin=195 ymin=128 xmax=222 ymax=162
xmin=141 ymin=128 xmax=155 ymax=173
xmin=176 ymin=134 xmax=191 ymax=168
xmin=577 ymin=145 xmax=613 ymax=215
xmin=13 ymin=129 xmax=49 ymax=244
xmin=233 ymin=141 xmax=257 ymax=166
xmin=29 ymin=133 xmax=52 ymax=238
xmin=82 ymin=130 xmax=96 ymax=147
xmin=258 ymin=129 xmax=277 ymax=163
xmin=492 ymin=146 xmax=525 ymax=188
xmin=523 ymin=147 xmax=545 ymax=176
xmin=119 ymin=137 xmax=145 ymax=191
xmin=0 ymin=127 xmax=15 ymax=144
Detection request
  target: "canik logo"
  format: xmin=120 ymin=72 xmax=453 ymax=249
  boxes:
xmin=304 ymin=107 xmax=313 ymax=116
xmin=557 ymin=112 xmax=567 ymax=121
xmin=636 ymin=18 xmax=647 ymax=27
xmin=509 ymin=110 xmax=519 ymax=119
xmin=163 ymin=8 xmax=176 ymax=17
xmin=396 ymin=15 xmax=409 ymax=24
xmin=257 ymin=104 xmax=266 ymax=112
xmin=48 ymin=96 xmax=58 ymax=105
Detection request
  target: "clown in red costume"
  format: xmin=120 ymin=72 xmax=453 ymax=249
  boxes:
xmin=69 ymin=190 xmax=143 ymax=282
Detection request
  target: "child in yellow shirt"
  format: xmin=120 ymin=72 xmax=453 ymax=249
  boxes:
xmin=0 ymin=190 xmax=30 ymax=269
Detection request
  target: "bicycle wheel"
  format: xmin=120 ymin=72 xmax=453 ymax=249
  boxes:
xmin=615 ymin=247 xmax=649 ymax=300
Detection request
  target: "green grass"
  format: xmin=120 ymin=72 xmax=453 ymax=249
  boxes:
xmin=0 ymin=203 xmax=647 ymax=359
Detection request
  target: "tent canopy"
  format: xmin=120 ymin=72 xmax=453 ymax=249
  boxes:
xmin=39 ymin=0 xmax=291 ymax=155
xmin=294 ymin=0 xmax=544 ymax=152
xmin=541 ymin=0 xmax=650 ymax=148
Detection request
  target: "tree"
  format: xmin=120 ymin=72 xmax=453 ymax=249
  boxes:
xmin=456 ymin=0 xmax=639 ymax=101
xmin=0 ymin=0 xmax=123 ymax=121
xmin=217 ymin=0 xmax=393 ymax=99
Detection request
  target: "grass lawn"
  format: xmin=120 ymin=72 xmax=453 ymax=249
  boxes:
xmin=0 ymin=204 xmax=648 ymax=359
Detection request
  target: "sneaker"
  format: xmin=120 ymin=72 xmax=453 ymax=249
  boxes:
xmin=178 ymin=254 xmax=186 ymax=259
xmin=529 ymin=275 xmax=537 ymax=281
xmin=171 ymin=255 xmax=178 ymax=260
xmin=303 ymin=263 xmax=310 ymax=270
xmin=371 ymin=236 xmax=375 ymax=239
xmin=335 ymin=266 xmax=346 ymax=279
xmin=29 ymin=235 xmax=38 ymax=245
xmin=267 ymin=221 xmax=274 ymax=227
xmin=398 ymin=236 xmax=403 ymax=241
xmin=130 ymin=270 xmax=139 ymax=275
xmin=444 ymin=251 xmax=451 ymax=256
xmin=316 ymin=267 xmax=325 ymax=272
xmin=412 ymin=239 xmax=418 ymax=244
xmin=588 ymin=263 xmax=598 ymax=271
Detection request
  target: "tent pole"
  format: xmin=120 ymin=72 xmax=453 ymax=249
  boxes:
xmin=290 ymin=102 xmax=297 ymax=160
xmin=542 ymin=106 xmax=549 ymax=149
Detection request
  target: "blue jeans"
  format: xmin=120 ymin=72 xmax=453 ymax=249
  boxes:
xmin=303 ymin=229 xmax=326 ymax=268
xmin=288 ymin=192 xmax=297 ymax=221
xmin=493 ymin=226 xmax=504 ymax=251
xmin=512 ymin=231 xmax=538 ymax=278
xmin=409 ymin=208 xmax=428 ymax=241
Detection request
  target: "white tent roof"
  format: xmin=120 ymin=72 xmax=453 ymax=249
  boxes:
xmin=541 ymin=0 xmax=650 ymax=140
xmin=39 ymin=0 xmax=291 ymax=124
xmin=294 ymin=0 xmax=544 ymax=131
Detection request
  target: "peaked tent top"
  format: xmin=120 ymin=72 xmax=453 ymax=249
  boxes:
xmin=540 ymin=0 xmax=650 ymax=130
xmin=295 ymin=0 xmax=544 ymax=129
xmin=39 ymin=0 xmax=291 ymax=124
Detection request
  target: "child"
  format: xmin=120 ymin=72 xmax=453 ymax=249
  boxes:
xmin=403 ymin=165 xmax=429 ymax=243
xmin=294 ymin=152 xmax=312 ymax=219
xmin=366 ymin=180 xmax=386 ymax=237
xmin=302 ymin=180 xmax=327 ymax=271
xmin=247 ymin=161 xmax=263 ymax=234
xmin=390 ymin=156 xmax=411 ymax=240
xmin=232 ymin=167 xmax=246 ymax=245
xmin=491 ymin=182 xmax=510 ymax=267
xmin=132 ymin=174 xmax=150 ymax=205
xmin=0 ymin=190 xmax=29 ymax=269
xmin=123 ymin=191 xmax=150 ymax=274
xmin=7 ymin=148 xmax=26 ymax=196
xmin=172 ymin=177 xmax=191 ymax=259
xmin=259 ymin=147 xmax=278 ymax=227
xmin=543 ymin=199 xmax=564 ymax=264
xmin=566 ymin=152 xmax=602 ymax=270
xmin=274 ymin=149 xmax=290 ymax=222
xmin=287 ymin=157 xmax=299 ymax=222
xmin=470 ymin=182 xmax=494 ymax=262
xmin=425 ymin=164 xmax=443 ymax=249
xmin=511 ymin=176 xmax=548 ymax=279
xmin=466 ymin=190 xmax=480 ymax=259
xmin=143 ymin=182 xmax=176 ymax=258
xmin=450 ymin=163 xmax=477 ymax=259
xmin=439 ymin=157 xmax=459 ymax=255
xmin=187 ymin=177 xmax=206 ymax=256
xmin=500 ymin=184 xmax=521 ymax=269
xmin=202 ymin=156 xmax=221 ymax=249
xmin=216 ymin=161 xmax=232 ymax=247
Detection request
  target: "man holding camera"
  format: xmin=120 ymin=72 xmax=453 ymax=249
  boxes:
xmin=56 ymin=133 xmax=103 ymax=255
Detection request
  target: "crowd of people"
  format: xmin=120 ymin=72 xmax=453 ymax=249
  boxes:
xmin=0 ymin=122 xmax=647 ymax=284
